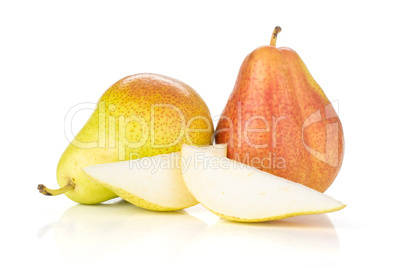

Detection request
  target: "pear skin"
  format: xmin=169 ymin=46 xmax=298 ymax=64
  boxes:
xmin=39 ymin=73 xmax=213 ymax=204
xmin=215 ymin=27 xmax=344 ymax=192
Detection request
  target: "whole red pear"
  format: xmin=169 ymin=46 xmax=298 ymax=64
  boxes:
xmin=215 ymin=27 xmax=344 ymax=192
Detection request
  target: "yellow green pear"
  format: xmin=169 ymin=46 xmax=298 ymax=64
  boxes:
xmin=38 ymin=73 xmax=214 ymax=204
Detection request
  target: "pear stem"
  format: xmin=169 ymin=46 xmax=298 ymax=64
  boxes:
xmin=38 ymin=182 xmax=75 ymax=196
xmin=270 ymin=26 xmax=282 ymax=47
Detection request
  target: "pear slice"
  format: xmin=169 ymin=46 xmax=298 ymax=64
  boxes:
xmin=181 ymin=144 xmax=346 ymax=222
xmin=82 ymin=145 xmax=227 ymax=212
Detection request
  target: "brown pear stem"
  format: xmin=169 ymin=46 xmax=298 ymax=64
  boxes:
xmin=38 ymin=182 xmax=75 ymax=196
xmin=270 ymin=26 xmax=282 ymax=47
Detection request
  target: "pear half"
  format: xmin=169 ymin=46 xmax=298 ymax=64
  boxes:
xmin=181 ymin=144 xmax=346 ymax=222
xmin=82 ymin=145 xmax=227 ymax=211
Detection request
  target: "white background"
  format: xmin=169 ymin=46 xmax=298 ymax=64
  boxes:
xmin=1 ymin=0 xmax=401 ymax=267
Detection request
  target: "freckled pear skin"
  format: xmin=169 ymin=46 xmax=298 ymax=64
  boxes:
xmin=39 ymin=73 xmax=214 ymax=204
xmin=215 ymin=27 xmax=344 ymax=193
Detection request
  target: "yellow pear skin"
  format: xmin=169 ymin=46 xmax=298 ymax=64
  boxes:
xmin=39 ymin=73 xmax=214 ymax=204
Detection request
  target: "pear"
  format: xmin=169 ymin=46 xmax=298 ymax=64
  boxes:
xmin=215 ymin=27 xmax=345 ymax=192
xmin=82 ymin=144 xmax=227 ymax=211
xmin=181 ymin=144 xmax=345 ymax=222
xmin=38 ymin=73 xmax=214 ymax=204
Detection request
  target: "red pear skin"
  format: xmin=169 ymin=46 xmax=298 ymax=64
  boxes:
xmin=215 ymin=27 xmax=344 ymax=193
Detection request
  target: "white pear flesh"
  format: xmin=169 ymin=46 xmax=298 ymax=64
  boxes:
xmin=181 ymin=144 xmax=346 ymax=222
xmin=83 ymin=152 xmax=195 ymax=211
xmin=82 ymin=145 xmax=227 ymax=212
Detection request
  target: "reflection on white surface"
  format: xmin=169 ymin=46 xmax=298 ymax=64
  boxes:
xmin=179 ymin=214 xmax=340 ymax=267
xmin=37 ymin=199 xmax=208 ymax=265
xmin=38 ymin=200 xmax=340 ymax=267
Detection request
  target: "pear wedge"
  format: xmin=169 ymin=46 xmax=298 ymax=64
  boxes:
xmin=181 ymin=144 xmax=345 ymax=222
xmin=82 ymin=145 xmax=227 ymax=211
